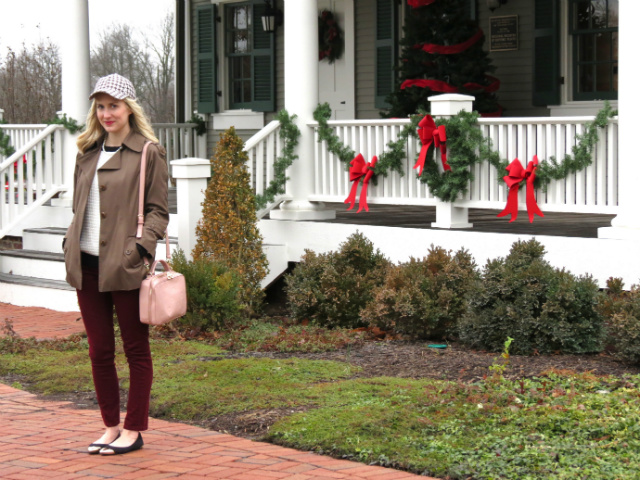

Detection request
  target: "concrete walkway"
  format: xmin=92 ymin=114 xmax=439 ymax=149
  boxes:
xmin=0 ymin=303 xmax=434 ymax=479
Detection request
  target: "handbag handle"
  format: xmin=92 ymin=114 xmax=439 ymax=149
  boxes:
xmin=148 ymin=259 xmax=175 ymax=276
xmin=136 ymin=141 xmax=171 ymax=260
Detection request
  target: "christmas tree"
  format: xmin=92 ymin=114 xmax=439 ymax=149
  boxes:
xmin=385 ymin=0 xmax=500 ymax=117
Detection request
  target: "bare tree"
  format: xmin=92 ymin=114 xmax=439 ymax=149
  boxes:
xmin=0 ymin=40 xmax=62 ymax=123
xmin=91 ymin=12 xmax=175 ymax=123
xmin=142 ymin=12 xmax=175 ymax=123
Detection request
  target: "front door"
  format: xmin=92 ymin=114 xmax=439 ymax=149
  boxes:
xmin=318 ymin=0 xmax=355 ymax=120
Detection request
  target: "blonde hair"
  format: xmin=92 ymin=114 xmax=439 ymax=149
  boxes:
xmin=76 ymin=97 xmax=159 ymax=154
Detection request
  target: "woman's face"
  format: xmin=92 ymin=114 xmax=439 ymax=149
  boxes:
xmin=94 ymin=93 xmax=132 ymax=138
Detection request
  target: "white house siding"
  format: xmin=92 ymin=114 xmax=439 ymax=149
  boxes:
xmin=480 ymin=1 xmax=550 ymax=117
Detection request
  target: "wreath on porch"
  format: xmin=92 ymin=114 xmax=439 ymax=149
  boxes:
xmin=318 ymin=10 xmax=344 ymax=63
xmin=0 ymin=121 xmax=15 ymax=158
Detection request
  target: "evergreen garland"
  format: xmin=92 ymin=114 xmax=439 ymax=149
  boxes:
xmin=0 ymin=121 xmax=15 ymax=158
xmin=188 ymin=114 xmax=207 ymax=136
xmin=254 ymin=109 xmax=301 ymax=210
xmin=314 ymin=101 xmax=617 ymax=203
xmin=47 ymin=114 xmax=84 ymax=134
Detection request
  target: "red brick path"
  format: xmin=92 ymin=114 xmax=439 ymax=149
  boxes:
xmin=0 ymin=303 xmax=436 ymax=479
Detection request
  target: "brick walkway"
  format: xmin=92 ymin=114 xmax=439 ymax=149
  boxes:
xmin=0 ymin=303 xmax=434 ymax=479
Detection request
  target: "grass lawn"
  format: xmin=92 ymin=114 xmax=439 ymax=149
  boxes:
xmin=1 ymin=328 xmax=640 ymax=479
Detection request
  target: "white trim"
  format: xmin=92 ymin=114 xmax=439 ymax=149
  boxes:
xmin=211 ymin=110 xmax=265 ymax=130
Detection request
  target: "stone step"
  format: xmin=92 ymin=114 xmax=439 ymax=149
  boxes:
xmin=22 ymin=227 xmax=66 ymax=253
xmin=0 ymin=273 xmax=78 ymax=312
xmin=0 ymin=249 xmax=66 ymax=281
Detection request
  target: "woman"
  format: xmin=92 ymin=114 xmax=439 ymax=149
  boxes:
xmin=63 ymin=73 xmax=169 ymax=455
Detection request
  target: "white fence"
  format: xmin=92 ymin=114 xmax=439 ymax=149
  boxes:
xmin=307 ymin=116 xmax=619 ymax=214
xmin=153 ymin=123 xmax=207 ymax=178
xmin=0 ymin=125 xmax=66 ymax=238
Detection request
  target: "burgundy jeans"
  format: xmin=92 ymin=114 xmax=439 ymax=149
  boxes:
xmin=76 ymin=259 xmax=153 ymax=431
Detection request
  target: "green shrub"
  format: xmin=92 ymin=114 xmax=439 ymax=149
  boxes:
xmin=170 ymin=249 xmax=244 ymax=332
xmin=193 ymin=127 xmax=268 ymax=314
xmin=361 ymin=246 xmax=478 ymax=340
xmin=285 ymin=231 xmax=391 ymax=328
xmin=601 ymin=281 xmax=640 ymax=364
xmin=458 ymin=239 xmax=604 ymax=355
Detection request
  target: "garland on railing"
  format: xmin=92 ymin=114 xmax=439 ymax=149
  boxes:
xmin=314 ymin=101 xmax=617 ymax=205
xmin=188 ymin=114 xmax=207 ymax=136
xmin=254 ymin=109 xmax=301 ymax=210
xmin=47 ymin=114 xmax=84 ymax=134
xmin=0 ymin=121 xmax=15 ymax=158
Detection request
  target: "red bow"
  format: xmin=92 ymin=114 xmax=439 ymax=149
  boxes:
xmin=414 ymin=115 xmax=449 ymax=176
xmin=407 ymin=0 xmax=437 ymax=7
xmin=497 ymin=156 xmax=544 ymax=223
xmin=345 ymin=154 xmax=377 ymax=213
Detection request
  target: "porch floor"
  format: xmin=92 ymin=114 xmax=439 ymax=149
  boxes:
xmin=307 ymin=203 xmax=615 ymax=239
xmin=168 ymin=190 xmax=615 ymax=239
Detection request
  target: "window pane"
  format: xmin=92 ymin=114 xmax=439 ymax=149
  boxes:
xmin=234 ymin=32 xmax=249 ymax=53
xmin=243 ymin=80 xmax=252 ymax=103
xmin=233 ymin=80 xmax=243 ymax=103
xmin=591 ymin=0 xmax=607 ymax=29
xmin=243 ymin=56 xmax=252 ymax=79
xmin=234 ymin=6 xmax=248 ymax=29
xmin=608 ymin=0 xmax=618 ymax=27
xmin=578 ymin=65 xmax=594 ymax=93
xmin=577 ymin=34 xmax=594 ymax=62
xmin=595 ymin=32 xmax=611 ymax=61
xmin=574 ymin=1 xmax=591 ymax=29
xmin=595 ymin=63 xmax=611 ymax=91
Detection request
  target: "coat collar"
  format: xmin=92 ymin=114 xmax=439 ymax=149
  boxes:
xmin=77 ymin=131 xmax=149 ymax=171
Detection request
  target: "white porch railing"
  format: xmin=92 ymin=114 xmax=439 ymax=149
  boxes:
xmin=308 ymin=116 xmax=619 ymax=215
xmin=243 ymin=120 xmax=290 ymax=219
xmin=0 ymin=124 xmax=66 ymax=238
xmin=153 ymin=123 xmax=207 ymax=179
xmin=0 ymin=125 xmax=49 ymax=163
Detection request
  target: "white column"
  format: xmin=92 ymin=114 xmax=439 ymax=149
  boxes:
xmin=599 ymin=0 xmax=640 ymax=239
xmin=429 ymin=94 xmax=475 ymax=229
xmin=271 ymin=0 xmax=335 ymax=220
xmin=171 ymin=158 xmax=211 ymax=259
xmin=52 ymin=0 xmax=91 ymax=207
xmin=0 ymin=109 xmax=4 ymax=121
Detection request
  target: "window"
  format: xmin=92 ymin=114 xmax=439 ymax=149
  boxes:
xmin=225 ymin=2 xmax=275 ymax=111
xmin=570 ymin=0 xmax=618 ymax=100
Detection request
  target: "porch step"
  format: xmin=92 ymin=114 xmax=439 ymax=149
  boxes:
xmin=0 ymin=273 xmax=78 ymax=312
xmin=0 ymin=249 xmax=66 ymax=281
xmin=22 ymin=227 xmax=66 ymax=253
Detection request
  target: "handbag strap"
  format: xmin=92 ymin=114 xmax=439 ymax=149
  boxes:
xmin=136 ymin=141 xmax=171 ymax=260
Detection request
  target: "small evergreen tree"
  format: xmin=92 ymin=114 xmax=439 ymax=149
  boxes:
xmin=385 ymin=0 xmax=499 ymax=117
xmin=193 ymin=127 xmax=268 ymax=314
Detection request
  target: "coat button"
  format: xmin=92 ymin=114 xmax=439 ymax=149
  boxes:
xmin=99 ymin=185 xmax=106 ymax=191
xmin=100 ymin=240 xmax=106 ymax=246
xmin=101 ymin=212 xmax=106 ymax=218
xmin=125 ymin=249 xmax=132 ymax=255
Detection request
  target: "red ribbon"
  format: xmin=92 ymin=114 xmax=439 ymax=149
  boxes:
xmin=345 ymin=154 xmax=377 ymax=213
xmin=414 ymin=115 xmax=448 ymax=176
xmin=401 ymin=75 xmax=500 ymax=94
xmin=407 ymin=0 xmax=437 ymax=7
xmin=497 ymin=156 xmax=544 ymax=223
xmin=416 ymin=30 xmax=484 ymax=55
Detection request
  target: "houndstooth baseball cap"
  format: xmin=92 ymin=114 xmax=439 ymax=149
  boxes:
xmin=89 ymin=73 xmax=137 ymax=100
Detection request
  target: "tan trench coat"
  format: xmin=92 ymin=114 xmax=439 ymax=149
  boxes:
xmin=63 ymin=132 xmax=169 ymax=292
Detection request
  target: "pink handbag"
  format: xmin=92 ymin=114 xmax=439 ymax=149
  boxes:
xmin=137 ymin=142 xmax=187 ymax=325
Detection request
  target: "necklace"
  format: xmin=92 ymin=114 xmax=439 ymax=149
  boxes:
xmin=102 ymin=142 xmax=121 ymax=153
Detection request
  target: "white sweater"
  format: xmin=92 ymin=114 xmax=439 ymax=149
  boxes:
xmin=79 ymin=147 xmax=119 ymax=256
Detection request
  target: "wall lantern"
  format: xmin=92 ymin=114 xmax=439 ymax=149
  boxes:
xmin=261 ymin=0 xmax=283 ymax=33
xmin=487 ymin=0 xmax=508 ymax=12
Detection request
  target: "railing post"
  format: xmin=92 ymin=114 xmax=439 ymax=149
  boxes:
xmin=0 ymin=109 xmax=3 ymax=121
xmin=171 ymin=158 xmax=211 ymax=259
xmin=429 ymin=94 xmax=475 ymax=229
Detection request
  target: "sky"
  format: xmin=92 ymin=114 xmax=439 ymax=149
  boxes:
xmin=0 ymin=0 xmax=175 ymax=52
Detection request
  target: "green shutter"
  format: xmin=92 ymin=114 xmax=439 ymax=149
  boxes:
xmin=197 ymin=4 xmax=217 ymax=114
xmin=375 ymin=0 xmax=397 ymax=109
xmin=252 ymin=1 xmax=275 ymax=112
xmin=533 ymin=0 xmax=560 ymax=106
